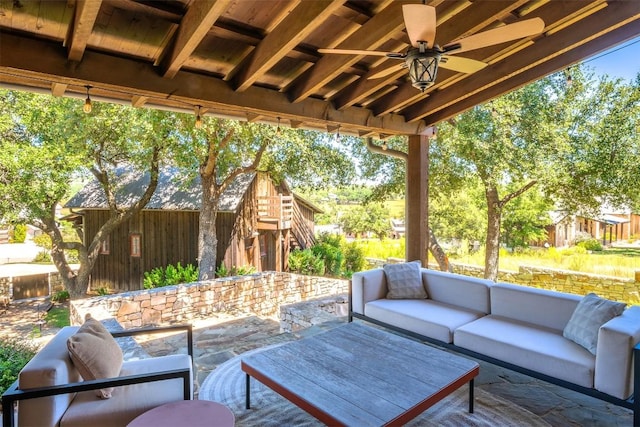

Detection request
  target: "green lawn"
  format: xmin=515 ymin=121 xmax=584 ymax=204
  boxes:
xmin=452 ymin=246 xmax=640 ymax=279
xmin=356 ymin=237 xmax=640 ymax=279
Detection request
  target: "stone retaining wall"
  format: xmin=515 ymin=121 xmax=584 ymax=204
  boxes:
xmin=71 ymin=272 xmax=349 ymax=327
xmin=280 ymin=293 xmax=349 ymax=333
xmin=368 ymin=258 xmax=640 ymax=304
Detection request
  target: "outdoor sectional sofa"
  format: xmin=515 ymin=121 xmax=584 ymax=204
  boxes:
xmin=350 ymin=266 xmax=640 ymax=424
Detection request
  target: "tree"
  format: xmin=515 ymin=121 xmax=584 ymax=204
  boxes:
xmin=338 ymin=203 xmax=391 ymax=239
xmin=169 ymin=117 xmax=272 ymax=281
xmin=170 ymin=116 xmax=358 ymax=281
xmin=547 ymin=69 xmax=640 ymax=214
xmin=436 ymin=78 xmax=558 ymax=280
xmin=0 ymin=90 xmax=175 ymax=297
xmin=501 ymin=187 xmax=553 ymax=250
xmin=349 ymin=135 xmax=455 ymax=271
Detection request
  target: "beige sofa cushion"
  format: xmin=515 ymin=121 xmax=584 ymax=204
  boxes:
xmin=60 ymin=354 xmax=193 ymax=427
xmin=67 ymin=316 xmax=123 ymax=399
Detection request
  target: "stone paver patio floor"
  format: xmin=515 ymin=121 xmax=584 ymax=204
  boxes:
xmin=1 ymin=300 xmax=633 ymax=426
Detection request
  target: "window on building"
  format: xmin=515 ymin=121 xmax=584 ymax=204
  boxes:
xmin=130 ymin=234 xmax=141 ymax=257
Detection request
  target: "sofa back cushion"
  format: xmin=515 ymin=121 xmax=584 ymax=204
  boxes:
xmin=18 ymin=326 xmax=81 ymax=427
xmin=422 ymin=270 xmax=492 ymax=314
xmin=491 ymin=283 xmax=581 ymax=332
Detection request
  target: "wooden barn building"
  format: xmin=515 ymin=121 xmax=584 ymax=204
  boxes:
xmin=65 ymin=170 xmax=321 ymax=291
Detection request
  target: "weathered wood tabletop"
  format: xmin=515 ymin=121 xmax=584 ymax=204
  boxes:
xmin=241 ymin=322 xmax=479 ymax=426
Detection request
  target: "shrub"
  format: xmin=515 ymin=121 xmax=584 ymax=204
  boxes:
xmin=215 ymin=264 xmax=257 ymax=278
xmin=11 ymin=224 xmax=27 ymax=243
xmin=51 ymin=290 xmax=69 ymax=302
xmin=33 ymin=250 xmax=52 ymax=263
xmin=288 ymin=249 xmax=325 ymax=276
xmin=576 ymin=239 xmax=603 ymax=252
xmin=0 ymin=337 xmax=37 ymax=398
xmin=143 ymin=262 xmax=199 ymax=289
xmin=33 ymin=233 xmax=52 ymax=249
xmin=215 ymin=264 xmax=229 ymax=278
xmin=65 ymin=249 xmax=80 ymax=263
xmin=342 ymin=242 xmax=366 ymax=278
xmin=96 ymin=287 xmax=110 ymax=296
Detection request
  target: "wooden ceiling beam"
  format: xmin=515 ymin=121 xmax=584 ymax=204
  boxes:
xmin=51 ymin=82 xmax=67 ymax=97
xmin=288 ymin=1 xmax=407 ymax=103
xmin=161 ymin=0 xmax=232 ymax=79
xmin=421 ymin=19 xmax=640 ymax=127
xmin=0 ymin=33 xmax=429 ymax=136
xmin=402 ymin=0 xmax=640 ymax=123
xmin=365 ymin=0 xmax=533 ymax=116
xmin=371 ymin=0 xmax=603 ymax=119
xmin=233 ymin=0 xmax=344 ymax=92
xmin=67 ymin=0 xmax=103 ymax=62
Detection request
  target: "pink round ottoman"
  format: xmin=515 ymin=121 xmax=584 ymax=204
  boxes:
xmin=127 ymin=400 xmax=234 ymax=427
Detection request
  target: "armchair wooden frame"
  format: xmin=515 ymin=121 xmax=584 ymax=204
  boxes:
xmin=1 ymin=324 xmax=193 ymax=427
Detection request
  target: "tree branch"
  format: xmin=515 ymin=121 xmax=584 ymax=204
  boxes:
xmin=500 ymin=180 xmax=538 ymax=206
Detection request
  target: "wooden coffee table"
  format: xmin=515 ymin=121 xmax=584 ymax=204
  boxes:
xmin=241 ymin=322 xmax=479 ymax=426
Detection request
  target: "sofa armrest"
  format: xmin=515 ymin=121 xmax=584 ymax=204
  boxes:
xmin=111 ymin=324 xmax=193 ymax=357
xmin=594 ymin=305 xmax=640 ymax=399
xmin=350 ymin=268 xmax=387 ymax=315
xmin=2 ymin=366 xmax=192 ymax=427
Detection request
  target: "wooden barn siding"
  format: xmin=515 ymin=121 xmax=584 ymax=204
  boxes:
xmin=84 ymin=209 xmax=199 ymax=291
xmin=221 ymin=174 xmax=266 ymax=271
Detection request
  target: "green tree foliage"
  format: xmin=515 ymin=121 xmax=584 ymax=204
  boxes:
xmin=501 ymin=188 xmax=553 ymax=250
xmin=338 ymin=203 xmax=391 ymax=239
xmin=0 ymin=90 xmax=175 ymax=297
xmin=547 ymin=69 xmax=640 ymax=214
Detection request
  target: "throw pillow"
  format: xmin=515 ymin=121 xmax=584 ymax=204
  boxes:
xmin=67 ymin=315 xmax=123 ymax=399
xmin=383 ymin=261 xmax=427 ymax=299
xmin=563 ymin=293 xmax=626 ymax=355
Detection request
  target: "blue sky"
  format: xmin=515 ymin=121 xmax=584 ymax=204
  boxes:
xmin=580 ymin=36 xmax=640 ymax=81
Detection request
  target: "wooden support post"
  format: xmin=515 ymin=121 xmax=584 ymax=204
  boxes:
xmin=406 ymin=135 xmax=429 ymax=267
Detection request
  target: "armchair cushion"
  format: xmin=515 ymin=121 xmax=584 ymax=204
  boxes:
xmin=67 ymin=316 xmax=123 ymax=399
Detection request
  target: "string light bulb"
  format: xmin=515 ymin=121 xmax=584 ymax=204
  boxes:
xmin=83 ymin=85 xmax=92 ymax=113
xmin=195 ymin=105 xmax=202 ymax=129
xmin=566 ymin=72 xmax=573 ymax=87
xmin=382 ymin=141 xmax=388 ymax=151
xmin=276 ymin=117 xmax=281 ymax=136
xmin=335 ymin=124 xmax=341 ymax=141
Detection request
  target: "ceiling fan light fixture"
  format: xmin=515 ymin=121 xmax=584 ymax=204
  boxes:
xmin=406 ymin=52 xmax=440 ymax=92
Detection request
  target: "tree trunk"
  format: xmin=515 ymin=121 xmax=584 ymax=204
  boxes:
xmin=484 ymin=185 xmax=502 ymax=281
xmin=198 ymin=174 xmax=219 ymax=281
xmin=428 ymin=227 xmax=452 ymax=272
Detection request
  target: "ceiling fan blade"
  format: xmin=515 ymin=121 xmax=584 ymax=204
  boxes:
xmin=444 ymin=18 xmax=545 ymax=54
xmin=318 ymin=48 xmax=392 ymax=57
xmin=439 ymin=55 xmax=488 ymax=73
xmin=369 ymin=63 xmax=404 ymax=80
xmin=403 ymin=4 xmax=436 ymax=48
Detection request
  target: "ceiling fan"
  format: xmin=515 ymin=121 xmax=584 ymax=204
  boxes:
xmin=318 ymin=4 xmax=545 ymax=91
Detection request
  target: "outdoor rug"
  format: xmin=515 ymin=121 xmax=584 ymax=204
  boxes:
xmin=199 ymin=346 xmax=551 ymax=427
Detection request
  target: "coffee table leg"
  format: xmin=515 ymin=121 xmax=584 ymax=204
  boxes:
xmin=245 ymin=374 xmax=251 ymax=409
xmin=468 ymin=379 xmax=474 ymax=413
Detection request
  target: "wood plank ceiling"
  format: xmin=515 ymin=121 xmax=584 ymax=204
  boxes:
xmin=0 ymin=0 xmax=638 ymax=138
